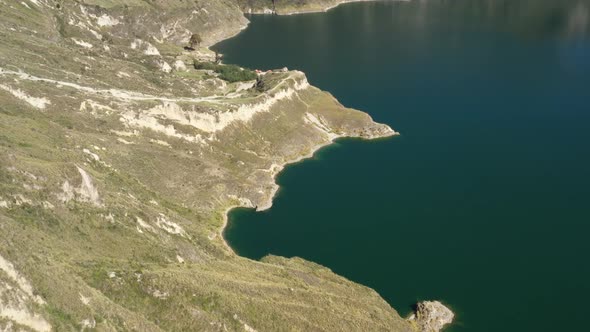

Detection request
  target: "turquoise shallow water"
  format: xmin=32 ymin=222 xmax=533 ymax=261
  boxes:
xmin=214 ymin=1 xmax=590 ymax=331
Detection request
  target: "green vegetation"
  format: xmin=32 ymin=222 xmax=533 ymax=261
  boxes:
xmin=194 ymin=61 xmax=258 ymax=82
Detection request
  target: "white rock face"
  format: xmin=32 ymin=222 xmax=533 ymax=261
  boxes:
xmin=155 ymin=214 xmax=187 ymax=237
xmin=303 ymin=112 xmax=338 ymax=139
xmin=80 ymin=318 xmax=96 ymax=330
xmin=119 ymin=77 xmax=310 ymax=138
xmin=0 ymin=84 xmax=50 ymax=109
xmin=0 ymin=254 xmax=51 ymax=332
xmin=96 ymin=14 xmax=119 ymax=27
xmin=76 ymin=166 xmax=101 ymax=206
xmin=158 ymin=60 xmax=172 ymax=73
xmin=79 ymin=293 xmax=91 ymax=306
xmin=83 ymin=148 xmax=100 ymax=161
xmin=409 ymin=301 xmax=454 ymax=332
xmin=173 ymin=60 xmax=187 ymax=71
xmin=131 ymin=39 xmax=161 ymax=56
xmin=71 ymin=38 xmax=93 ymax=49
xmin=0 ymin=255 xmax=45 ymax=304
xmin=244 ymin=323 xmax=257 ymax=332
xmin=136 ymin=217 xmax=154 ymax=233
xmin=59 ymin=167 xmax=101 ymax=206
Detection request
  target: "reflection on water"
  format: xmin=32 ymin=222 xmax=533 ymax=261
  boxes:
xmin=489 ymin=0 xmax=590 ymax=39
xmin=567 ymin=2 xmax=589 ymax=37
xmin=377 ymin=0 xmax=590 ymax=40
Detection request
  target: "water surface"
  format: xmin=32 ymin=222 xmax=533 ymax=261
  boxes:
xmin=214 ymin=1 xmax=590 ymax=331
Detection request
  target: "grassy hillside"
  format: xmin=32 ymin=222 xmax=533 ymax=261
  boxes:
xmin=0 ymin=1 xmax=412 ymax=331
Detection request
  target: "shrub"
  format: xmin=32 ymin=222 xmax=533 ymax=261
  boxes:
xmin=217 ymin=64 xmax=257 ymax=82
xmin=189 ymin=33 xmax=202 ymax=49
xmin=194 ymin=61 xmax=217 ymax=71
xmin=193 ymin=61 xmax=257 ymax=83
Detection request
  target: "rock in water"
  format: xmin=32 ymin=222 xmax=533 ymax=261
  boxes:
xmin=410 ymin=301 xmax=454 ymax=332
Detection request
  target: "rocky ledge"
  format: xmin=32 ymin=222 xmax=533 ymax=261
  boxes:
xmin=409 ymin=301 xmax=455 ymax=332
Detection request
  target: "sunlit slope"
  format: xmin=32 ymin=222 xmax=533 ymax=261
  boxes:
xmin=0 ymin=1 xmax=408 ymax=331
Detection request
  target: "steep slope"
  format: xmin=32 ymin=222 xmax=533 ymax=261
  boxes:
xmin=0 ymin=1 xmax=417 ymax=331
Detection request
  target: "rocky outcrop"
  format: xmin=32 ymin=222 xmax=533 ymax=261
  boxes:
xmin=409 ymin=301 xmax=455 ymax=332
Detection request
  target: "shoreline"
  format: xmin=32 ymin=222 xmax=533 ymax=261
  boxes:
xmin=218 ymin=129 xmax=398 ymax=255
xmin=245 ymin=0 xmax=410 ymax=16
xmin=210 ymin=2 xmax=456 ymax=329
xmin=210 ymin=15 xmax=399 ymax=255
xmin=205 ymin=20 xmax=250 ymax=48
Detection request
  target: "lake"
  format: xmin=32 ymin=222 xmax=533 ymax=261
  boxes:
xmin=213 ymin=1 xmax=590 ymax=331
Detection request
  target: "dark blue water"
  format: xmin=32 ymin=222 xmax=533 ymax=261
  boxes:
xmin=214 ymin=1 xmax=590 ymax=331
